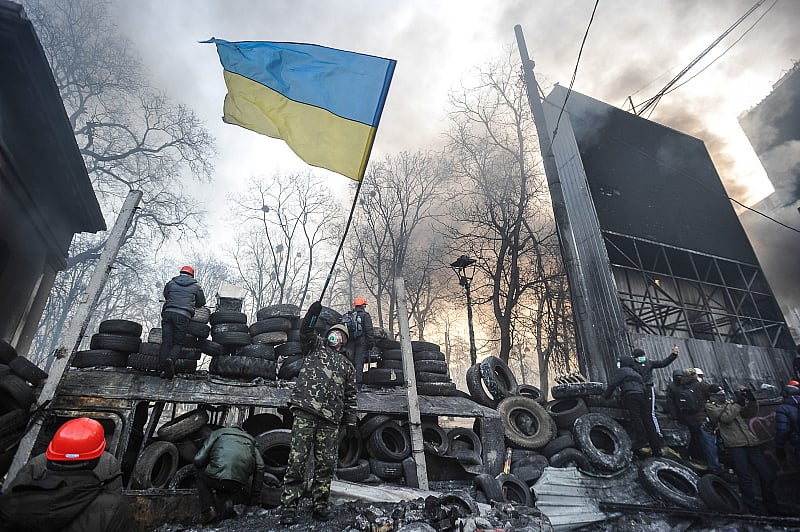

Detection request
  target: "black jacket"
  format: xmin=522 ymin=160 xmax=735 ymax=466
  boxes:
xmin=604 ymin=356 xmax=646 ymax=398
xmin=633 ymin=351 xmax=678 ymax=386
xmin=162 ymin=273 xmax=206 ymax=318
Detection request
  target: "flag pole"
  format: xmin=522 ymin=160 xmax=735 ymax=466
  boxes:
xmin=317 ymin=177 xmax=364 ymax=302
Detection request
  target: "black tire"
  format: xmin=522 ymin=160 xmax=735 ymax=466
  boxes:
xmin=546 ymin=398 xmax=589 ymax=430
xmin=359 ymin=414 xmax=394 ymax=438
xmin=363 ymin=368 xmax=404 ymax=386
xmin=175 ymin=358 xmax=197 ymax=374
xmin=698 ymin=474 xmax=746 ymax=513
xmin=157 ymin=408 xmax=209 ymax=442
xmin=447 ymin=428 xmax=482 ymax=459
xmin=466 ymin=364 xmax=497 ymax=408
xmin=256 ymin=429 xmax=292 ymax=479
xmin=198 ymin=338 xmax=229 ymax=357
xmin=338 ymin=430 xmax=365 ymax=469
xmin=278 ymin=355 xmax=304 ymax=380
xmin=192 ymin=306 xmax=211 ymax=323
xmin=411 ymin=341 xmax=439 ymax=352
xmin=127 ymin=353 xmax=160 ymax=372
xmin=439 ymin=490 xmax=480 ymax=517
xmin=168 ymin=464 xmax=197 ymax=489
xmin=512 ymin=464 xmax=545 ymax=485
xmin=381 ymin=349 xmax=402 ymax=361
xmin=210 ymin=355 xmax=276 ymax=380
xmin=378 ymin=359 xmax=403 ymax=370
xmin=0 ymin=409 xmax=28 ymax=439
xmin=586 ymin=406 xmax=630 ymax=422
xmin=541 ymin=433 xmax=575 ymax=459
xmin=572 ymin=413 xmax=632 ymax=472
xmin=90 ymin=333 xmax=141 ymax=353
xmin=211 ymin=323 xmax=249 ymax=334
xmin=496 ymin=473 xmax=533 ymax=506
xmin=256 ymin=304 xmax=301 ymax=321
xmin=99 ymin=319 xmax=143 ymax=337
xmin=639 ymin=458 xmax=704 ymax=509
xmin=274 ymin=342 xmax=303 ymax=357
xmin=175 ymin=439 xmax=199 ymax=464
xmin=209 ymin=311 xmax=247 ymax=325
xmin=72 ymin=349 xmax=128 ymax=368
xmin=376 ymin=339 xmax=400 ymax=350
xmin=368 ymin=458 xmax=403 ymax=479
xmin=211 ymin=331 xmax=251 ymax=347
xmin=7 ymin=357 xmax=48 ymax=385
xmin=413 ymin=350 xmax=445 ymax=362
xmin=414 ymin=371 xmax=450 ymax=383
xmin=336 ymin=458 xmax=370 ymax=482
xmin=252 ymin=332 xmax=288 ymax=345
xmin=498 ymin=396 xmax=556 ymax=450
xmin=473 ymin=473 xmax=505 ymax=503
xmin=549 ymin=447 xmax=592 ymax=469
xmin=243 ymin=413 xmax=284 ymax=436
xmin=417 ymin=381 xmax=457 ymax=396
xmin=480 ymin=356 xmax=518 ymax=401
xmin=138 ymin=342 xmax=161 ymax=356
xmin=249 ymin=318 xmax=293 ymax=335
xmin=314 ymin=307 xmax=342 ymax=335
xmin=236 ymin=343 xmax=276 ymax=360
xmin=514 ymin=384 xmax=547 ymax=405
xmin=0 ymin=374 xmax=35 ymax=412
xmin=131 ymin=441 xmax=179 ymax=489
xmin=414 ymin=360 xmax=448 ymax=374
xmin=367 ymin=423 xmax=411 ymax=462
xmin=178 ymin=347 xmax=201 ymax=361
xmin=551 ymin=382 xmax=607 ymax=399
xmin=187 ymin=321 xmax=210 ymax=339
xmin=0 ymin=340 xmax=17 ymax=364
xmin=421 ymin=422 xmax=449 ymax=456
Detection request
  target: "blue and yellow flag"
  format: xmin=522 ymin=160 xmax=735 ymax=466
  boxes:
xmin=206 ymin=38 xmax=396 ymax=181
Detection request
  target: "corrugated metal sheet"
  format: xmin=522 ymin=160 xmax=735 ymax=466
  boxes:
xmin=533 ymin=465 xmax=656 ymax=531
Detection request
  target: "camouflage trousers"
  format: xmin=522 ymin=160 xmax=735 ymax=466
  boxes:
xmin=281 ymin=409 xmax=340 ymax=510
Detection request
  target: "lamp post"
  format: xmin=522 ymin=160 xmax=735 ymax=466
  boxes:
xmin=451 ymin=255 xmax=477 ymax=366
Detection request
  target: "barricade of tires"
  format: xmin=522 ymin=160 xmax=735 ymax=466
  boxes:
xmin=0 ymin=340 xmax=45 ymax=478
xmin=73 ymin=319 xmax=142 ymax=370
xmin=364 ymin=340 xmax=456 ymax=396
xmin=129 ymin=316 xmax=201 ymax=376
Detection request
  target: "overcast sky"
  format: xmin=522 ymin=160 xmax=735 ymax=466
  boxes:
xmin=110 ymin=0 xmax=799 ymax=234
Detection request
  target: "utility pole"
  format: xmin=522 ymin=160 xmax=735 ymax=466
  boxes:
xmin=5 ymin=190 xmax=142 ymax=486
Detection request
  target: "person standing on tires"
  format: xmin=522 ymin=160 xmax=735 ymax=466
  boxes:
xmin=676 ymin=367 xmax=720 ymax=473
xmin=342 ymin=296 xmax=375 ymax=389
xmin=0 ymin=418 xmax=133 ymax=532
xmin=193 ymin=426 xmax=264 ymax=524
xmin=705 ymin=384 xmax=781 ymax=515
xmin=631 ymin=345 xmax=679 ymax=438
xmin=159 ymin=265 xmax=206 ymax=379
xmin=280 ymin=302 xmax=358 ymax=525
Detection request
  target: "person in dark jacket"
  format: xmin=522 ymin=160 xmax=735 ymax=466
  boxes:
xmin=345 ymin=296 xmax=375 ymax=388
xmin=631 ymin=345 xmax=679 ymax=438
xmin=665 ymin=369 xmax=684 ymax=420
xmin=280 ymin=301 xmax=358 ymax=525
xmin=159 ymin=265 xmax=206 ymax=379
xmin=706 ymin=384 xmax=780 ymax=515
xmin=774 ymin=384 xmax=800 ymax=465
xmin=675 ymin=368 xmax=719 ymax=473
xmin=605 ymin=355 xmax=671 ymax=457
xmin=193 ymin=426 xmax=264 ymax=524
xmin=0 ymin=418 xmax=132 ymax=532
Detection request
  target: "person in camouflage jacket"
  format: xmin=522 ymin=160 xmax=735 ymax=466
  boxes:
xmin=280 ymin=301 xmax=358 ymax=525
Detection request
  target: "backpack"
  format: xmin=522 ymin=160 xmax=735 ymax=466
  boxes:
xmin=340 ymin=311 xmax=364 ymax=338
xmin=676 ymin=381 xmax=700 ymax=416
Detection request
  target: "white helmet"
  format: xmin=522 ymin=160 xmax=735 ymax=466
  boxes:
xmin=694 ymin=368 xmax=704 ymax=379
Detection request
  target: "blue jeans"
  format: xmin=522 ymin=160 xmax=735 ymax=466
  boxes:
xmin=727 ymin=446 xmax=776 ymax=513
xmin=699 ymin=428 xmax=720 ymax=471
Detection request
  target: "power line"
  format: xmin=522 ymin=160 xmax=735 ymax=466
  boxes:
xmin=550 ymin=0 xmax=600 ymax=145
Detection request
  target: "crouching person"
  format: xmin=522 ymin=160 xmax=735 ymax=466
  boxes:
xmin=280 ymin=301 xmax=358 ymax=525
xmin=0 ymin=418 xmax=132 ymax=532
xmin=194 ymin=426 xmax=264 ymax=524
xmin=705 ymin=384 xmax=780 ymax=515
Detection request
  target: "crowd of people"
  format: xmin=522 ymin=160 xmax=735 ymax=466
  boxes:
xmin=605 ymin=345 xmax=800 ymax=516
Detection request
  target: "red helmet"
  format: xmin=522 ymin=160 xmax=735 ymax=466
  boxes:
xmin=179 ymin=265 xmax=195 ymax=277
xmin=46 ymin=418 xmax=106 ymax=461
xmin=789 ymin=380 xmax=800 ymax=387
xmin=353 ymin=297 xmax=367 ymax=307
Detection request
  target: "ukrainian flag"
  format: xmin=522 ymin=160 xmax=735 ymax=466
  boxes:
xmin=206 ymin=38 xmax=396 ymax=181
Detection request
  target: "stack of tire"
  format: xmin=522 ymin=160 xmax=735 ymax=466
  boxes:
xmin=127 ymin=321 xmax=198 ymax=376
xmin=251 ymin=305 xmax=303 ymax=382
xmin=364 ymin=340 xmax=456 ymax=396
xmin=1 ymin=340 xmax=47 ymax=477
xmin=341 ymin=414 xmax=416 ymax=486
xmin=130 ymin=407 xmax=212 ymax=490
xmin=208 ymin=309 xmax=276 ymax=381
xmin=73 ymin=319 xmax=142 ymax=369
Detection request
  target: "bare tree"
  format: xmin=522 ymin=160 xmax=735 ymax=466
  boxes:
xmin=444 ymin=52 xmax=575 ymax=386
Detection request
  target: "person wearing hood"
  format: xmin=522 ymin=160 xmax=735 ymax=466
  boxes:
xmin=774 ymin=384 xmax=800 ymax=465
xmin=665 ymin=369 xmax=684 ymax=421
xmin=705 ymin=384 xmax=779 ymax=515
xmin=676 ymin=367 xmax=719 ymax=473
xmin=605 ymin=355 xmax=675 ymax=458
xmin=159 ymin=265 xmax=206 ymax=379
xmin=631 ymin=345 xmax=679 ymax=438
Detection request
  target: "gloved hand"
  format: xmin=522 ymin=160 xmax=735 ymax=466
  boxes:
xmin=301 ymin=300 xmax=323 ymax=332
xmin=776 ymin=447 xmax=787 ymax=462
xmin=734 ymin=390 xmax=747 ymax=406
xmin=345 ymin=423 xmax=359 ymax=440
xmin=742 ymin=388 xmax=756 ymax=402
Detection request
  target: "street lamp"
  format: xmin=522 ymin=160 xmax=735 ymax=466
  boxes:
xmin=451 ymin=255 xmax=477 ymax=366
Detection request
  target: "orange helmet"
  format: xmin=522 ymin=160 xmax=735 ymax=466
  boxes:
xmin=46 ymin=418 xmax=106 ymax=461
xmin=353 ymin=297 xmax=367 ymax=307
xmin=179 ymin=265 xmax=195 ymax=277
xmin=789 ymin=380 xmax=800 ymax=387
